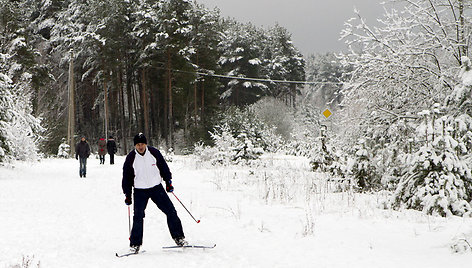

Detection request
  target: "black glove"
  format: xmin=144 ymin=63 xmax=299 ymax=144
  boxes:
xmin=165 ymin=180 xmax=174 ymax=192
xmin=125 ymin=195 xmax=132 ymax=205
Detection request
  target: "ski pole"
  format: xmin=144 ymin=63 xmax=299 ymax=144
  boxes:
xmin=128 ymin=205 xmax=131 ymax=238
xmin=172 ymin=192 xmax=200 ymax=223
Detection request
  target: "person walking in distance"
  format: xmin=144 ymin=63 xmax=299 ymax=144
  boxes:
xmin=75 ymin=136 xmax=90 ymax=178
xmin=122 ymin=133 xmax=187 ymax=253
xmin=107 ymin=136 xmax=117 ymax=165
xmin=98 ymin=137 xmax=107 ymax=164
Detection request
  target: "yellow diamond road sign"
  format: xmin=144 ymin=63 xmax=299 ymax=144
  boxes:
xmin=323 ymin=109 xmax=332 ymax=118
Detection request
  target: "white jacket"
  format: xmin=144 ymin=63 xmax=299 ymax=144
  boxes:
xmin=132 ymin=148 xmax=162 ymax=189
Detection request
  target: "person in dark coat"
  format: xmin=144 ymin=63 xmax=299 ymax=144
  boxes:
xmin=107 ymin=136 xmax=117 ymax=165
xmin=98 ymin=137 xmax=107 ymax=164
xmin=75 ymin=136 xmax=90 ymax=178
xmin=122 ymin=133 xmax=186 ymax=253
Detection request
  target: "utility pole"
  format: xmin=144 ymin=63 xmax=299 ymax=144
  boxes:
xmin=67 ymin=49 xmax=75 ymax=157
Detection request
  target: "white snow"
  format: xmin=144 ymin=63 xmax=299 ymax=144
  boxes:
xmin=1 ymin=155 xmax=472 ymax=267
xmin=460 ymin=56 xmax=472 ymax=86
xmin=8 ymin=38 xmax=27 ymax=54
xmin=249 ymin=58 xmax=261 ymax=65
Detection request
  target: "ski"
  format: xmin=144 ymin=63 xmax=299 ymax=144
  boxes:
xmin=115 ymin=250 xmax=146 ymax=258
xmin=162 ymin=244 xmax=216 ymax=249
xmin=116 ymin=244 xmax=215 ymax=256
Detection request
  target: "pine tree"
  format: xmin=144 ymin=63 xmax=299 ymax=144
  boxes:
xmin=346 ymin=138 xmax=379 ymax=190
xmin=263 ymin=24 xmax=305 ymax=106
xmin=393 ymin=111 xmax=472 ymax=216
xmin=218 ymin=19 xmax=267 ymax=106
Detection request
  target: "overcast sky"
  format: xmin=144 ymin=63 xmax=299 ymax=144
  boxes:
xmin=196 ymin=0 xmax=385 ymax=56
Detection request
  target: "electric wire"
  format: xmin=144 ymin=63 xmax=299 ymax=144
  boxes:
xmin=160 ymin=65 xmax=341 ymax=85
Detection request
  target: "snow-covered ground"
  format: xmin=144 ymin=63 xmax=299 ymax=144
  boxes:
xmin=1 ymin=155 xmax=472 ymax=267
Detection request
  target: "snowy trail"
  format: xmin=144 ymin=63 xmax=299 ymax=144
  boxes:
xmin=1 ymin=156 xmax=472 ymax=267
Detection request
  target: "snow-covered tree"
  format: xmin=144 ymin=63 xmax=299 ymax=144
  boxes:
xmin=0 ymin=0 xmax=43 ymax=163
xmin=0 ymin=68 xmax=42 ymax=163
xmin=249 ymin=97 xmax=293 ymax=141
xmin=208 ymin=123 xmax=238 ymax=165
xmin=304 ymin=53 xmax=347 ymax=109
xmin=233 ymin=132 xmax=264 ymax=163
xmin=217 ymin=106 xmax=281 ymax=153
xmin=392 ymin=111 xmax=472 ymax=216
xmin=57 ymin=138 xmax=70 ymax=158
xmin=218 ymin=20 xmax=267 ymax=105
xmin=345 ymin=138 xmax=379 ymax=190
xmin=392 ymin=55 xmax=472 ymax=216
xmin=262 ymin=24 xmax=305 ymax=105
xmin=338 ymin=0 xmax=472 ymax=151
xmin=3 ymin=0 xmax=307 ymax=156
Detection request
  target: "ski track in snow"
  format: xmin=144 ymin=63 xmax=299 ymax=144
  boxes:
xmin=1 ymin=156 xmax=472 ymax=267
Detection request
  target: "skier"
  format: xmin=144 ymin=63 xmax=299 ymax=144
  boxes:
xmin=122 ymin=133 xmax=187 ymax=253
xmin=98 ymin=137 xmax=107 ymax=164
xmin=107 ymin=136 xmax=117 ymax=165
xmin=75 ymin=136 xmax=90 ymax=178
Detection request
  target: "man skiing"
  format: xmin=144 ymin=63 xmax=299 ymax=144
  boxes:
xmin=75 ymin=136 xmax=90 ymax=178
xmin=122 ymin=133 xmax=187 ymax=253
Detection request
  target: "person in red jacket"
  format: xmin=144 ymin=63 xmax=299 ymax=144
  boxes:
xmin=98 ymin=137 xmax=107 ymax=164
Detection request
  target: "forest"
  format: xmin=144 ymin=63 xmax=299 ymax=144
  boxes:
xmin=1 ymin=0 xmax=472 ymax=217
xmin=0 ymin=0 xmax=305 ymax=157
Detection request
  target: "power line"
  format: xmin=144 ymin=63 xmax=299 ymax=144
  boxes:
xmin=195 ymin=71 xmax=339 ymax=85
xmin=168 ymin=67 xmax=341 ymax=85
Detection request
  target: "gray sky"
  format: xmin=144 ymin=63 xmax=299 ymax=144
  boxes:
xmin=196 ymin=0 xmax=385 ymax=56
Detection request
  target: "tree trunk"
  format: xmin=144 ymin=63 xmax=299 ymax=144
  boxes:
xmin=201 ymin=82 xmax=205 ymax=123
xmin=104 ymin=78 xmax=109 ymax=139
xmin=126 ymin=68 xmax=133 ymax=131
xmin=118 ymin=67 xmax=127 ymax=154
xmin=185 ymin=87 xmax=190 ymax=144
xmin=459 ymin=0 xmax=467 ymax=59
xmin=151 ymin=81 xmax=160 ymax=146
xmin=141 ymin=69 xmax=149 ymax=137
xmin=67 ymin=50 xmax=75 ymax=156
xmin=163 ymin=74 xmax=168 ymax=146
xmin=291 ymin=84 xmax=296 ymax=108
xmin=149 ymin=82 xmax=155 ymax=141
xmin=110 ymin=71 xmax=119 ymax=132
xmin=194 ymin=53 xmax=199 ymax=126
xmin=167 ymin=48 xmax=174 ymax=148
xmin=132 ymin=83 xmax=140 ymax=132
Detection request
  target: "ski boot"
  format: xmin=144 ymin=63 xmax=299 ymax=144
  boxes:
xmin=129 ymin=245 xmax=140 ymax=254
xmin=173 ymin=237 xmax=188 ymax=247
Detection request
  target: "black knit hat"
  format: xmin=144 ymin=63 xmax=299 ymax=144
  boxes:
xmin=134 ymin=133 xmax=147 ymax=145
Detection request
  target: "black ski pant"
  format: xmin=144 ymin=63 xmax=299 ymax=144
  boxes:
xmin=109 ymin=153 xmax=114 ymax=164
xmin=130 ymin=184 xmax=184 ymax=246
